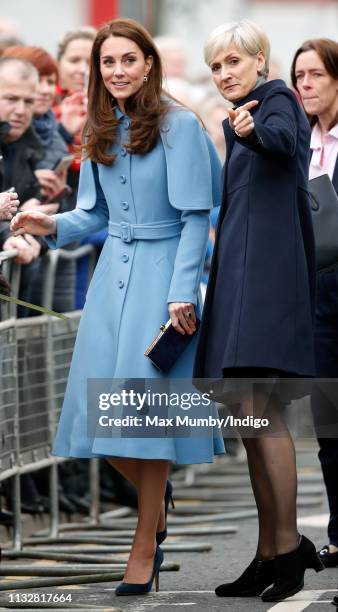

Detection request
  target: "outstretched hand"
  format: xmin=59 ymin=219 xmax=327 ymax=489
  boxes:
xmin=10 ymin=210 xmax=56 ymax=237
xmin=228 ymin=100 xmax=258 ymax=138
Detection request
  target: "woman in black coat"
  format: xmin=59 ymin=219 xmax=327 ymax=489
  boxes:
xmin=291 ymin=38 xmax=338 ymax=571
xmin=194 ymin=20 xmax=323 ymax=602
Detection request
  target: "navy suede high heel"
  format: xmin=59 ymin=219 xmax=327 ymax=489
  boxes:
xmin=115 ymin=546 xmax=164 ymax=596
xmin=156 ymin=480 xmax=175 ymax=545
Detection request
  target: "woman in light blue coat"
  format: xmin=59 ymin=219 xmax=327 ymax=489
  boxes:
xmin=11 ymin=18 xmax=224 ymax=595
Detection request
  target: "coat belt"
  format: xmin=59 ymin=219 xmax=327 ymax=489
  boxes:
xmin=108 ymin=220 xmax=183 ymax=243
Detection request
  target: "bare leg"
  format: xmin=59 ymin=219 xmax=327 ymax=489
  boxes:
xmin=105 ymin=457 xmax=166 ymax=532
xmin=123 ymin=459 xmax=169 ymax=583
xmin=105 ymin=457 xmax=139 ymax=488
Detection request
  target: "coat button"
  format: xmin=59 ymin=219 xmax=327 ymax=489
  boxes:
xmin=119 ymin=175 xmax=127 ymax=184
xmin=121 ymin=201 xmax=129 ymax=210
xmin=122 ymin=253 xmax=129 ymax=263
xmin=120 ymin=147 xmax=127 ymax=157
xmin=161 ymin=124 xmax=170 ymax=133
xmin=118 ymin=280 xmax=124 ymax=289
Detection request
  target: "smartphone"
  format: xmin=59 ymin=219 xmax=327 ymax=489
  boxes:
xmin=44 ymin=184 xmax=73 ymax=204
xmin=52 ymin=155 xmax=75 ymax=175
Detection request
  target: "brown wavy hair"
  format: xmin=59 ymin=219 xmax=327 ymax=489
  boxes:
xmin=82 ymin=18 xmax=170 ymax=166
xmin=291 ymin=38 xmax=338 ymax=129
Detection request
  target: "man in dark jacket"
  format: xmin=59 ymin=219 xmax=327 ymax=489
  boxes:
xmin=0 ymin=58 xmax=54 ymax=520
xmin=0 ymin=57 xmax=44 ymax=266
xmin=0 ymin=57 xmax=47 ymax=315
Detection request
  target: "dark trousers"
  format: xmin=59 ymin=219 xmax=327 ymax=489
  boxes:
xmin=311 ymin=269 xmax=338 ymax=546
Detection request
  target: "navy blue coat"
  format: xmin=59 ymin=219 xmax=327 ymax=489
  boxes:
xmin=313 ymin=152 xmax=338 ymax=378
xmin=194 ymin=79 xmax=316 ymax=378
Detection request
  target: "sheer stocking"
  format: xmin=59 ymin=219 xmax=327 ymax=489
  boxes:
xmin=234 ymin=391 xmax=299 ymax=557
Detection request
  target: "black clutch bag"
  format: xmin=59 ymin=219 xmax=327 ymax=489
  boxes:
xmin=309 ymin=174 xmax=338 ymax=271
xmin=144 ymin=318 xmax=200 ymax=372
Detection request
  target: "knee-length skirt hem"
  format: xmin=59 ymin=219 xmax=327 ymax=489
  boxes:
xmin=51 ymin=436 xmax=225 ymax=465
xmin=212 ymin=367 xmax=312 ymax=405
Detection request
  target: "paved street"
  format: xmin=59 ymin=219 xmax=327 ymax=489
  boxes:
xmin=0 ymin=446 xmax=337 ymax=612
xmin=0 ymin=514 xmax=335 ymax=611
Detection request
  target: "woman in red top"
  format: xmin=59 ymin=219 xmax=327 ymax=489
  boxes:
xmin=54 ymin=26 xmax=96 ymax=182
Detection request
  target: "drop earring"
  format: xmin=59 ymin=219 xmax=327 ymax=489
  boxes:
xmin=143 ymin=74 xmax=149 ymax=82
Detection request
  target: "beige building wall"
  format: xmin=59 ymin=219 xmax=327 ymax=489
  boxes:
xmin=157 ymin=0 xmax=338 ymax=81
xmin=0 ymin=0 xmax=89 ymax=56
xmin=1 ymin=0 xmax=336 ymax=80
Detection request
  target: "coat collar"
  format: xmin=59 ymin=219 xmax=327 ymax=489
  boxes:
xmin=232 ymin=79 xmax=288 ymax=109
xmin=114 ymin=105 xmax=124 ymax=119
xmin=113 ymin=105 xmax=129 ymax=120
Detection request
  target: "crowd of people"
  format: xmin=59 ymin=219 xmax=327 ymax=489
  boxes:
xmin=0 ymin=13 xmax=337 ymax=604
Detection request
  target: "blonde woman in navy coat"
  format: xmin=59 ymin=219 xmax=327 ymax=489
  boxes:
xmin=11 ymin=19 xmax=224 ymax=595
xmin=194 ymin=20 xmax=323 ymax=602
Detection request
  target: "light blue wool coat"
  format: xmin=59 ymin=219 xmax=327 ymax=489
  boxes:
xmin=48 ymin=105 xmax=225 ymax=463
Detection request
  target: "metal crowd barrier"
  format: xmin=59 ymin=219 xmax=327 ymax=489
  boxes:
xmin=0 ymin=249 xmax=89 ymax=536
xmin=0 ymin=246 xmax=128 ymax=589
xmin=0 ymin=246 xmax=323 ymax=600
xmin=0 ymin=247 xmax=182 ymax=601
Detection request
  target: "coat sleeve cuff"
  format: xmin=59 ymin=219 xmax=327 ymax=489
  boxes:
xmin=234 ymin=128 xmax=264 ymax=150
xmin=43 ymin=214 xmax=66 ymax=249
xmin=167 ymin=295 xmax=198 ymax=306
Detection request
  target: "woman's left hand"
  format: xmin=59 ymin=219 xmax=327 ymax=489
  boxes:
xmin=228 ymin=100 xmax=259 ymax=138
xmin=168 ymin=302 xmax=196 ymax=335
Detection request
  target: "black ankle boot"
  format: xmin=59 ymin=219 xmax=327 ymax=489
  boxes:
xmin=215 ymin=557 xmax=275 ymax=597
xmin=261 ymin=535 xmax=325 ymax=602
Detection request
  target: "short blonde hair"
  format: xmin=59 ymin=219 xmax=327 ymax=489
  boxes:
xmin=204 ymin=20 xmax=270 ymax=78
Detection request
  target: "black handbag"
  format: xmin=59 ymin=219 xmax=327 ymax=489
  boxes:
xmin=144 ymin=318 xmax=200 ymax=372
xmin=309 ymin=174 xmax=338 ymax=271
